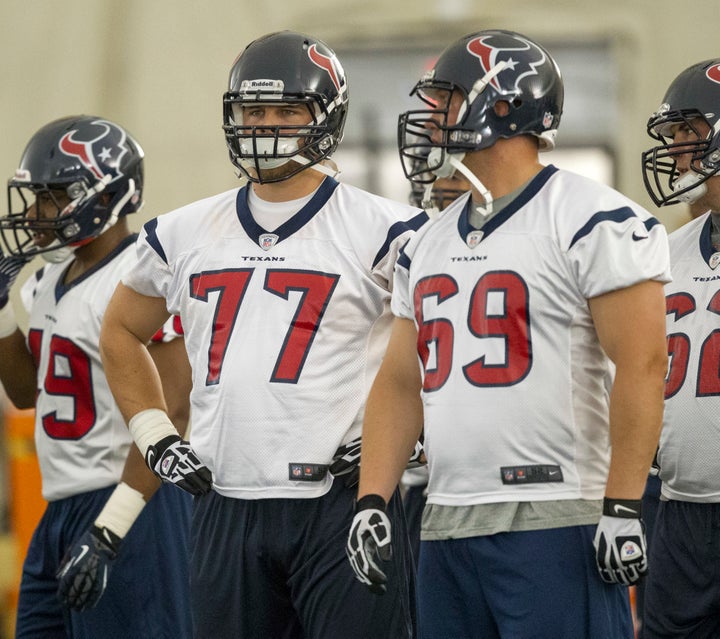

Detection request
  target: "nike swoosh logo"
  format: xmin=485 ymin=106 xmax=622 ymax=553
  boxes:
xmin=613 ymin=504 xmax=638 ymax=516
xmin=632 ymin=232 xmax=648 ymax=241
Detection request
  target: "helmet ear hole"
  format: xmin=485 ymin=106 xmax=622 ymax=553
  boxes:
xmin=494 ymin=101 xmax=511 ymax=117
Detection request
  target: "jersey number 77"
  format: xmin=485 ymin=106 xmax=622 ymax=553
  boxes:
xmin=189 ymin=268 xmax=339 ymax=385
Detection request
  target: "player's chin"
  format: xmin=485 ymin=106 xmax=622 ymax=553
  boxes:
xmin=257 ymin=160 xmax=304 ymax=182
xmin=32 ymin=232 xmax=55 ymax=248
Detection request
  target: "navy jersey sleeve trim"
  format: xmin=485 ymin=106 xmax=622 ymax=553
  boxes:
xmin=143 ymin=218 xmax=168 ymax=264
xmin=397 ymin=244 xmax=412 ymax=271
xmin=569 ymin=207 xmax=647 ymax=249
xmin=372 ymin=211 xmax=428 ymax=269
xmin=700 ymin=214 xmax=716 ymax=265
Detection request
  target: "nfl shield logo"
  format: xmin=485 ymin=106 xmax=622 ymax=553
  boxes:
xmin=466 ymin=230 xmax=484 ymax=248
xmin=260 ymin=233 xmax=279 ymax=251
xmin=710 ymin=252 xmax=720 ymax=270
xmin=542 ymin=111 xmax=554 ymax=129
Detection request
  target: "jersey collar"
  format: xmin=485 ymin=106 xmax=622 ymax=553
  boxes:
xmin=699 ymin=213 xmax=720 ymax=268
xmin=54 ymin=233 xmax=137 ymax=302
xmin=235 ymin=177 xmax=340 ymax=249
xmin=457 ymin=165 xmax=558 ymax=246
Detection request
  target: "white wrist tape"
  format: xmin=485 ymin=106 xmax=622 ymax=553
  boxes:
xmin=95 ymin=481 xmax=147 ymax=539
xmin=0 ymin=302 xmax=18 ymax=339
xmin=128 ymin=408 xmax=178 ymax=459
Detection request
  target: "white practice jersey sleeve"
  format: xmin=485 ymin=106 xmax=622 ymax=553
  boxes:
xmin=123 ymin=177 xmax=427 ymax=499
xmin=658 ymin=213 xmax=720 ymax=501
xmin=21 ymin=236 xmax=138 ymax=501
xmin=393 ymin=166 xmax=671 ymax=507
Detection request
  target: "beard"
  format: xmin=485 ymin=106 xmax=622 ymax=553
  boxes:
xmin=251 ymin=158 xmax=305 ymax=183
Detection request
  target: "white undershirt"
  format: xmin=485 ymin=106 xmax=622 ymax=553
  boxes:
xmin=247 ymin=186 xmax=316 ymax=231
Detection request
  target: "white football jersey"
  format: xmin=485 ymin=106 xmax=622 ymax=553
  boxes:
xmin=393 ymin=166 xmax=671 ymax=507
xmin=123 ymin=178 xmax=426 ymax=499
xmin=658 ymin=213 xmax=720 ymax=501
xmin=22 ymin=236 xmax=137 ymax=501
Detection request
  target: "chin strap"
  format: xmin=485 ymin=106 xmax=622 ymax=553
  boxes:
xmin=238 ymin=153 xmax=340 ymax=181
xmin=428 ymin=149 xmax=493 ymax=218
xmin=457 ymin=61 xmax=509 ymax=124
xmin=451 ymin=157 xmax=494 ymax=218
xmin=673 ymin=171 xmax=708 ymax=203
xmin=99 ymin=177 xmax=135 ymax=236
xmin=293 ymin=155 xmax=340 ymax=179
xmin=420 ymin=183 xmax=439 ymax=217
xmin=40 ymin=242 xmax=75 ymax=264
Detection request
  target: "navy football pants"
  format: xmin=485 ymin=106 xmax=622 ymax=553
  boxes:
xmin=16 ymin=484 xmax=193 ymax=639
xmin=417 ymin=524 xmax=633 ymax=639
xmin=189 ymin=480 xmax=416 ymax=638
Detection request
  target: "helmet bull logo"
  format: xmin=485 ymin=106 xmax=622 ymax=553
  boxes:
xmin=706 ymin=63 xmax=720 ymax=85
xmin=466 ymin=35 xmax=547 ymax=92
xmin=307 ymin=44 xmax=342 ymax=92
xmin=58 ymin=119 xmax=128 ymax=182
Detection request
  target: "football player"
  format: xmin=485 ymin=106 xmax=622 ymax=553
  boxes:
xmin=346 ymin=29 xmax=670 ymax=637
xmin=640 ymin=59 xmax=720 ymax=638
xmin=0 ymin=115 xmax=193 ymax=637
xmin=98 ymin=31 xmax=426 ymax=637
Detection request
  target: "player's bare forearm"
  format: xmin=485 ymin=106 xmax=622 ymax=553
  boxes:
xmin=117 ymin=334 xmax=192 ymax=500
xmin=358 ymin=317 xmax=424 ymax=503
xmin=605 ymin=364 xmax=665 ymax=498
xmin=149 ymin=337 xmax=192 ymax=437
xmin=589 ymin=280 xmax=668 ymax=499
xmin=99 ymin=283 xmax=171 ymax=423
xmin=0 ymin=329 xmax=38 ymax=408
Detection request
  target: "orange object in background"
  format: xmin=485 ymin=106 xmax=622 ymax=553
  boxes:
xmin=2 ymin=405 xmax=44 ymax=636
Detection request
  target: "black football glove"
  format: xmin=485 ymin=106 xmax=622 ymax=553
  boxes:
xmin=330 ymin=438 xmax=426 ymax=489
xmin=0 ymin=253 xmax=30 ymax=308
xmin=146 ymin=434 xmax=213 ymax=495
xmin=593 ymin=497 xmax=648 ymax=585
xmin=649 ymin=448 xmax=660 ymax=477
xmin=406 ymin=440 xmax=426 ymax=468
xmin=347 ymin=494 xmax=393 ymax=594
xmin=330 ymin=437 xmax=362 ymax=488
xmin=56 ymin=525 xmax=122 ymax=611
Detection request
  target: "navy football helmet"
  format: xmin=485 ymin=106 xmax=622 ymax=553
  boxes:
xmin=222 ymin=31 xmax=349 ymax=183
xmin=398 ymin=29 xmax=564 ymax=184
xmin=1 ymin=115 xmax=144 ymax=259
xmin=643 ymin=59 xmax=720 ymax=206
